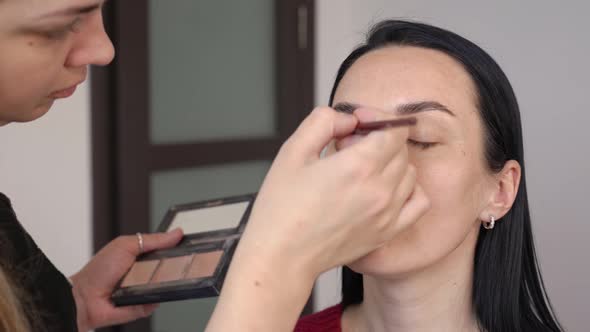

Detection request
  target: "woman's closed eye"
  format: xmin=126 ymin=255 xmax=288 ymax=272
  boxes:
xmin=407 ymin=139 xmax=438 ymax=150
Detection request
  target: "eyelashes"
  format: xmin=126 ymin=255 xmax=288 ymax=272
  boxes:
xmin=407 ymin=139 xmax=437 ymax=150
xmin=332 ymin=103 xmax=438 ymax=150
xmin=42 ymin=28 xmax=71 ymax=40
xmin=41 ymin=17 xmax=82 ymax=40
xmin=334 ymin=137 xmax=438 ymax=152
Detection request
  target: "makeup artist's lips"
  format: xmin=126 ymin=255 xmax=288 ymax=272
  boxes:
xmin=50 ymin=84 xmax=78 ymax=99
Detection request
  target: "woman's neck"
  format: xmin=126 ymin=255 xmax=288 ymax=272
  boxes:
xmin=344 ymin=228 xmax=480 ymax=332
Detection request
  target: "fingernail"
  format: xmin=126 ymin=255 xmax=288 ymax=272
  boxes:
xmin=168 ymin=227 xmax=183 ymax=234
xmin=354 ymin=107 xmax=379 ymax=122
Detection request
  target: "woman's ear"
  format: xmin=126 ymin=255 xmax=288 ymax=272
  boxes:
xmin=479 ymin=160 xmax=521 ymax=225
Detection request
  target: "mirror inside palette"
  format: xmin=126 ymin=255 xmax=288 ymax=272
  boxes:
xmin=111 ymin=193 xmax=256 ymax=306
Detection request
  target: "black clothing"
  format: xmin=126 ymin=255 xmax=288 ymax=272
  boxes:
xmin=0 ymin=192 xmax=78 ymax=332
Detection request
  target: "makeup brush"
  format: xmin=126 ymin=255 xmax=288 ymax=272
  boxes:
xmin=353 ymin=117 xmax=417 ymax=135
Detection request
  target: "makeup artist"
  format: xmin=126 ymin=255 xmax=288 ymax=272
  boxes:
xmin=0 ymin=1 xmax=429 ymax=332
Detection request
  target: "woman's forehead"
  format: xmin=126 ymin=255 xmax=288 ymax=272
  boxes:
xmin=334 ymin=46 xmax=478 ymax=116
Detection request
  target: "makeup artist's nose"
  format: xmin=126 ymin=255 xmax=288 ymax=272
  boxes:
xmin=66 ymin=12 xmax=115 ymax=68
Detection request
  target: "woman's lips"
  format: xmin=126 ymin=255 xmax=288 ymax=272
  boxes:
xmin=50 ymin=85 xmax=77 ymax=99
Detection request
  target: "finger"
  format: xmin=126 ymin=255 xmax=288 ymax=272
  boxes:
xmin=285 ymin=107 xmax=358 ymax=161
xmin=354 ymin=106 xmax=397 ymax=123
xmin=141 ymin=228 xmax=184 ymax=253
xmin=391 ymin=164 xmax=416 ymax=206
xmin=395 ymin=183 xmax=430 ymax=232
xmin=102 ymin=303 xmax=159 ymax=327
xmin=333 ymin=107 xmax=396 ymax=151
xmin=142 ymin=304 xmax=159 ymax=316
xmin=119 ymin=229 xmax=184 ymax=256
xmin=334 ymin=134 xmax=364 ymax=151
xmin=331 ymin=124 xmax=409 ymax=174
xmin=375 ymin=165 xmax=415 ymax=243
xmin=382 ymin=145 xmax=409 ymax=185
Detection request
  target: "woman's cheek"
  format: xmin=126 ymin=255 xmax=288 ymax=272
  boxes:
xmin=412 ymin=158 xmax=461 ymax=206
xmin=424 ymin=162 xmax=485 ymax=222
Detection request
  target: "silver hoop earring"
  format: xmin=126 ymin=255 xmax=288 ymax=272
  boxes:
xmin=484 ymin=215 xmax=495 ymax=230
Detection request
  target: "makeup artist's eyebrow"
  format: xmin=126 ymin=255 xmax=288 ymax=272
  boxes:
xmin=333 ymin=101 xmax=456 ymax=117
xmin=38 ymin=1 xmax=104 ymax=18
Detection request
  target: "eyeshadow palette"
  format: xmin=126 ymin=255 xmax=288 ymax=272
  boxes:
xmin=111 ymin=193 xmax=256 ymax=306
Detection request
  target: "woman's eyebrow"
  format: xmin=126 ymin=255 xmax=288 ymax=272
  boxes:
xmin=333 ymin=101 xmax=456 ymax=117
xmin=332 ymin=102 xmax=358 ymax=114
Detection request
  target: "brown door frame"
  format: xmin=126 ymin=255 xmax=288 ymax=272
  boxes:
xmin=92 ymin=1 xmax=315 ymax=331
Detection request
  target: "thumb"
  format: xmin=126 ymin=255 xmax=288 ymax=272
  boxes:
xmin=286 ymin=107 xmax=358 ymax=161
xmin=141 ymin=228 xmax=184 ymax=253
xmin=99 ymin=304 xmax=159 ymax=328
xmin=396 ymin=184 xmax=431 ymax=232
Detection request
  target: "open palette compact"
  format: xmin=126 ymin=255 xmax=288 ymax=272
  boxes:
xmin=111 ymin=193 xmax=256 ymax=306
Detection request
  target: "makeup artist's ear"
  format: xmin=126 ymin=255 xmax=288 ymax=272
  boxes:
xmin=479 ymin=160 xmax=521 ymax=223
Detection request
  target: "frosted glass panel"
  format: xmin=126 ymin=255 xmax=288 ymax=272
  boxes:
xmin=149 ymin=0 xmax=276 ymax=144
xmin=151 ymin=161 xmax=270 ymax=229
xmin=150 ymin=160 xmax=270 ymax=331
xmin=152 ymin=298 xmax=217 ymax=332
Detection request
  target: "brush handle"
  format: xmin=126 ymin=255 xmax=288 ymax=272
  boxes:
xmin=353 ymin=117 xmax=417 ymax=135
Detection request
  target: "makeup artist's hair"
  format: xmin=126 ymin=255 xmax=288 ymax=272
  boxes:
xmin=0 ymin=266 xmax=31 ymax=332
xmin=331 ymin=20 xmax=562 ymax=332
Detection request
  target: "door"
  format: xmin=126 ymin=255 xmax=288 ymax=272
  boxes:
xmin=91 ymin=1 xmax=315 ymax=331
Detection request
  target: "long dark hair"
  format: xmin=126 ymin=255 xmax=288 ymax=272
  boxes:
xmin=332 ymin=20 xmax=562 ymax=332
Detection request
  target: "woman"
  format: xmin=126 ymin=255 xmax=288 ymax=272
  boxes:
xmin=295 ymin=20 xmax=563 ymax=332
xmin=0 ymin=1 xmax=428 ymax=331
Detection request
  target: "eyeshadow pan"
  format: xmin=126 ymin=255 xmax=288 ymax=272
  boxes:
xmin=185 ymin=250 xmax=224 ymax=279
xmin=168 ymin=201 xmax=249 ymax=234
xmin=120 ymin=260 xmax=160 ymax=287
xmin=150 ymin=255 xmax=192 ymax=284
xmin=111 ymin=194 xmax=256 ymax=306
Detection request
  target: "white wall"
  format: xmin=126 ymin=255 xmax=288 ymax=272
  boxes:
xmin=0 ymin=81 xmax=92 ymax=277
xmin=314 ymin=1 xmax=590 ymax=331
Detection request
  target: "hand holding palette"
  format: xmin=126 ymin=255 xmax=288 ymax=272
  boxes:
xmin=111 ymin=194 xmax=256 ymax=306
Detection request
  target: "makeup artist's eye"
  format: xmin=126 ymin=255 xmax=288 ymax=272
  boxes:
xmin=407 ymin=139 xmax=437 ymax=150
xmin=41 ymin=17 xmax=82 ymax=40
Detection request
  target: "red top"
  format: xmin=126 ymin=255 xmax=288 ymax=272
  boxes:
xmin=294 ymin=305 xmax=343 ymax=332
